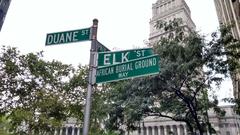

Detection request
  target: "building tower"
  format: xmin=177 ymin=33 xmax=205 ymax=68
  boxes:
xmin=0 ymin=0 xmax=12 ymax=31
xmin=213 ymin=0 xmax=240 ymax=99
xmin=149 ymin=0 xmax=195 ymax=44
xmin=128 ymin=0 xmax=197 ymax=135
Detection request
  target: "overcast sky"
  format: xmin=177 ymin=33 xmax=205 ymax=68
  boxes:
xmin=0 ymin=0 xmax=233 ymax=101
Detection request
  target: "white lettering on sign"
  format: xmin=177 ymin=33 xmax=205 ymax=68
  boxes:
xmin=73 ymin=31 xmax=79 ymax=42
xmin=66 ymin=32 xmax=73 ymax=42
xmin=136 ymin=50 xmax=145 ymax=57
xmin=113 ymin=54 xmax=120 ymax=65
xmin=102 ymin=52 xmax=130 ymax=66
xmin=121 ymin=52 xmax=129 ymax=63
xmin=47 ymin=35 xmax=54 ymax=45
xmin=54 ymin=34 xmax=60 ymax=44
xmin=118 ymin=72 xmax=128 ymax=78
xmin=81 ymin=29 xmax=89 ymax=35
xmin=46 ymin=31 xmax=79 ymax=45
xmin=97 ymin=67 xmax=114 ymax=76
xmin=135 ymin=57 xmax=157 ymax=69
xmin=104 ymin=54 xmax=111 ymax=65
xmin=59 ymin=33 xmax=65 ymax=43
xmin=115 ymin=63 xmax=133 ymax=73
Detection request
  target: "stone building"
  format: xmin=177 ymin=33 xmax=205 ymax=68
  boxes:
xmin=214 ymin=0 xmax=240 ymax=40
xmin=129 ymin=0 xmax=240 ymax=135
xmin=0 ymin=0 xmax=11 ymax=31
xmin=149 ymin=0 xmax=195 ymax=44
xmin=213 ymin=0 xmax=240 ymax=99
xmin=54 ymin=118 xmax=82 ymax=135
xmin=52 ymin=106 xmax=240 ymax=135
xmin=128 ymin=105 xmax=240 ymax=135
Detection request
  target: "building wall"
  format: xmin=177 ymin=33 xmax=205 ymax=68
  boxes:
xmin=214 ymin=0 xmax=240 ymax=99
xmin=0 ymin=0 xmax=11 ymax=31
xmin=52 ymin=106 xmax=240 ymax=135
xmin=214 ymin=0 xmax=240 ymax=39
xmin=128 ymin=106 xmax=240 ymax=135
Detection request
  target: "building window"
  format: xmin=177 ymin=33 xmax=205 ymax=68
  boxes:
xmin=226 ymin=131 xmax=231 ymax=135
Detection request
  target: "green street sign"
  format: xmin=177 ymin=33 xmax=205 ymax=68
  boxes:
xmin=96 ymin=54 xmax=160 ymax=83
xmin=45 ymin=27 xmax=91 ymax=45
xmin=98 ymin=48 xmax=154 ymax=67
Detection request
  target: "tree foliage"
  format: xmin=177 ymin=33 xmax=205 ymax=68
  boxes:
xmin=0 ymin=46 xmax=88 ymax=134
xmin=104 ymin=21 xmax=240 ymax=135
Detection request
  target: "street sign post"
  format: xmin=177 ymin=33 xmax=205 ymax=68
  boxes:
xmin=82 ymin=21 xmax=97 ymax=135
xmin=45 ymin=27 xmax=91 ymax=45
xmin=96 ymin=54 xmax=160 ymax=83
xmin=45 ymin=19 xmax=159 ymax=135
xmin=98 ymin=48 xmax=154 ymax=67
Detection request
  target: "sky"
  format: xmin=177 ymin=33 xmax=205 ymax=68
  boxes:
xmin=0 ymin=0 xmax=233 ymax=101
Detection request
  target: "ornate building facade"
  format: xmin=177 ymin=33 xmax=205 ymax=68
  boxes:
xmin=53 ymin=118 xmax=82 ymax=135
xmin=149 ymin=0 xmax=195 ymax=44
xmin=52 ymin=107 xmax=240 ymax=135
xmin=213 ymin=0 xmax=240 ymax=99
xmin=129 ymin=105 xmax=240 ymax=135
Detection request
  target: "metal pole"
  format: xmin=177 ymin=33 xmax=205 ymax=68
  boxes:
xmin=83 ymin=19 xmax=98 ymax=135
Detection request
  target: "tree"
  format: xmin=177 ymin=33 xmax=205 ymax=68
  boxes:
xmin=0 ymin=45 xmax=116 ymax=135
xmin=0 ymin=113 xmax=11 ymax=135
xmin=0 ymin=46 xmax=87 ymax=134
xmin=104 ymin=21 xmax=240 ymax=135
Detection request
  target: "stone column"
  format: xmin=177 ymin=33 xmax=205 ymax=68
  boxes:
xmin=54 ymin=129 xmax=57 ymax=135
xmin=59 ymin=128 xmax=63 ymax=135
xmin=140 ymin=127 xmax=144 ymax=135
xmin=158 ymin=126 xmax=161 ymax=135
xmin=146 ymin=127 xmax=149 ymax=135
xmin=170 ymin=125 xmax=173 ymax=134
xmin=65 ymin=127 xmax=68 ymax=135
xmin=177 ymin=125 xmax=181 ymax=135
xmin=72 ymin=127 xmax=75 ymax=135
xmin=164 ymin=126 xmax=167 ymax=135
xmin=184 ymin=126 xmax=187 ymax=135
xmin=77 ymin=128 xmax=80 ymax=135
